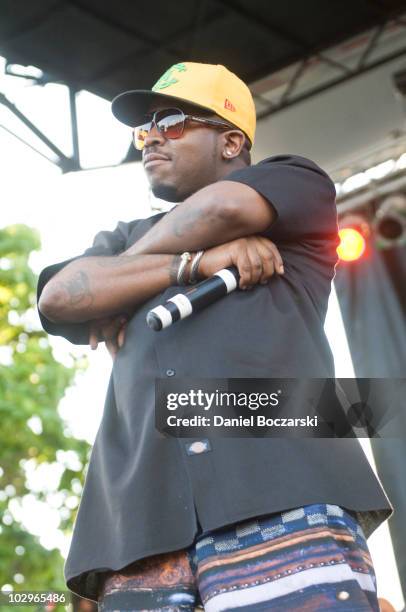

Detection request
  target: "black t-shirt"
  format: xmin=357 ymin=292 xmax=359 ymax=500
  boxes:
xmin=37 ymin=154 xmax=392 ymax=603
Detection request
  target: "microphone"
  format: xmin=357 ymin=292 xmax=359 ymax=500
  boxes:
xmin=146 ymin=266 xmax=239 ymax=331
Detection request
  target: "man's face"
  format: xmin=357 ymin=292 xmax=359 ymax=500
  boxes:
xmin=140 ymin=101 xmax=225 ymax=202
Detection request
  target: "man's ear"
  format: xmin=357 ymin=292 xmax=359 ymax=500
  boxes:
xmin=220 ymin=130 xmax=245 ymax=161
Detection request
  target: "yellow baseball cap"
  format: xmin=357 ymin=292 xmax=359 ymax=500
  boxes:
xmin=111 ymin=61 xmax=256 ymax=146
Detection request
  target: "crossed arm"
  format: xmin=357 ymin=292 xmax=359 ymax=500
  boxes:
xmin=38 ymin=179 xmax=277 ymax=327
xmin=125 ymin=180 xmax=276 ymax=256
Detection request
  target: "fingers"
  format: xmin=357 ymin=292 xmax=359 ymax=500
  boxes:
xmin=246 ymin=242 xmax=267 ymax=287
xmin=256 ymin=240 xmax=284 ymax=283
xmin=117 ymin=323 xmax=127 ymax=348
xmin=254 ymin=242 xmax=275 ymax=286
xmin=89 ymin=316 xmax=113 ymax=350
xmin=235 ymin=236 xmax=284 ymax=290
xmin=236 ymin=247 xmax=254 ymax=290
xmin=89 ymin=325 xmax=99 ymax=351
xmin=104 ymin=316 xmax=127 ymax=359
xmin=260 ymin=237 xmax=284 ymax=275
xmin=89 ymin=315 xmax=128 ymax=357
xmin=107 ymin=322 xmax=127 ymax=357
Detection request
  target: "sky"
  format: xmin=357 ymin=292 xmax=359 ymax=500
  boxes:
xmin=0 ymin=57 xmax=404 ymax=608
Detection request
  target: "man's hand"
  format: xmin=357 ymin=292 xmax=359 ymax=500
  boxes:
xmin=89 ymin=314 xmax=128 ymax=360
xmin=87 ymin=236 xmax=283 ymax=355
xmin=197 ymin=236 xmax=284 ymax=290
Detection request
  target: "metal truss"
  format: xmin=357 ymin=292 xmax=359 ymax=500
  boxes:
xmin=255 ymin=16 xmax=406 ymax=120
xmin=337 ymin=169 xmax=406 ymax=217
xmin=1 ymin=5 xmax=405 ymax=171
xmin=0 ymin=69 xmax=80 ymax=173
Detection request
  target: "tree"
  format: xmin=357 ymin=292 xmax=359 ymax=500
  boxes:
xmin=0 ymin=225 xmax=90 ymax=610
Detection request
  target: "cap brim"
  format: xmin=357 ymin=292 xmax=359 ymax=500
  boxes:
xmin=111 ymin=90 xmax=214 ymax=126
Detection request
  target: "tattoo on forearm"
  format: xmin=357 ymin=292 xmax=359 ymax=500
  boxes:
xmin=57 ymin=271 xmax=94 ymax=308
xmin=172 ymin=206 xmax=207 ymax=238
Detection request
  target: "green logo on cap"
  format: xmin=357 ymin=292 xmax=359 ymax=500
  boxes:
xmin=152 ymin=63 xmax=187 ymax=90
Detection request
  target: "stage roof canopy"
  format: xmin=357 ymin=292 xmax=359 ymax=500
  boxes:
xmin=1 ymin=0 xmax=405 ymax=100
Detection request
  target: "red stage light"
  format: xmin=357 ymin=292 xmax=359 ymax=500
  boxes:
xmin=337 ymin=227 xmax=366 ymax=261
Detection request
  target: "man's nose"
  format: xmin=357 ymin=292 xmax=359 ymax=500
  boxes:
xmin=143 ymin=123 xmax=165 ymax=147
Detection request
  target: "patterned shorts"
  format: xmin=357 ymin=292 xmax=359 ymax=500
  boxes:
xmin=98 ymin=503 xmax=379 ymax=611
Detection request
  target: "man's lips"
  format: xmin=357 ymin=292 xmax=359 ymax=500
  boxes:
xmin=143 ymin=153 xmax=171 ymax=168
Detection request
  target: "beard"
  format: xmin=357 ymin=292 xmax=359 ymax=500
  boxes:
xmin=150 ymin=182 xmax=182 ymax=203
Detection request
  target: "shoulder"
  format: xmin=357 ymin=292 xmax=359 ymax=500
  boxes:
xmin=255 ymin=154 xmax=334 ymax=184
xmin=224 ymin=153 xmax=336 ymax=207
xmin=225 ymin=153 xmax=336 ymax=197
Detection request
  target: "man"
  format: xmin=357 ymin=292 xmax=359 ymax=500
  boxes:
xmin=37 ymin=62 xmax=392 ymax=611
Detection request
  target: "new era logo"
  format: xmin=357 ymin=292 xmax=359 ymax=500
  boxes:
xmin=224 ymin=98 xmax=236 ymax=111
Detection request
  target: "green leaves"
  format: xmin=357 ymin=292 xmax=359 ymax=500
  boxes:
xmin=0 ymin=225 xmax=90 ymax=602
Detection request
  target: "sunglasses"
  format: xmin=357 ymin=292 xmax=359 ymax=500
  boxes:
xmin=132 ymin=107 xmax=233 ymax=151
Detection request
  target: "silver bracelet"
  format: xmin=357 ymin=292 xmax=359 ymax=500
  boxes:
xmin=177 ymin=251 xmax=192 ymax=285
xmin=189 ymin=250 xmax=204 ymax=284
